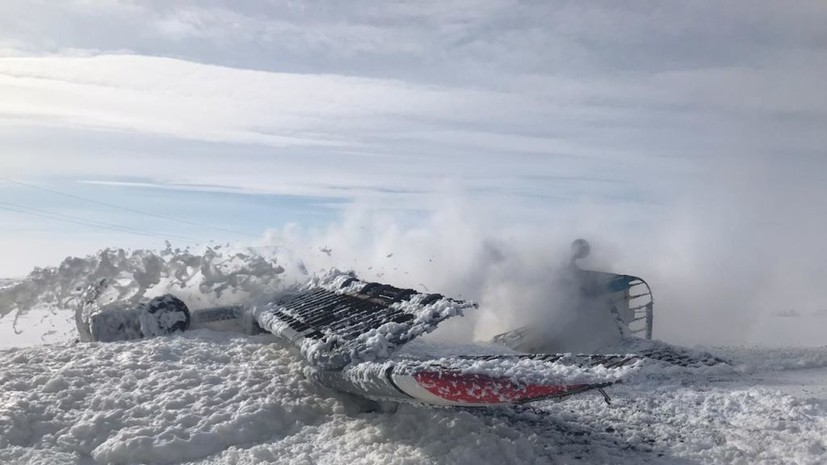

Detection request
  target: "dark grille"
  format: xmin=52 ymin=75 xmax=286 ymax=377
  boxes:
xmin=271 ymin=282 xmax=453 ymax=344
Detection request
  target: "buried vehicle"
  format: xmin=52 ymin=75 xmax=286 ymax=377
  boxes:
xmin=76 ymin=240 xmax=724 ymax=407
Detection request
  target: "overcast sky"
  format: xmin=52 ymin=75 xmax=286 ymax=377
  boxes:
xmin=1 ymin=1 xmax=826 ymax=343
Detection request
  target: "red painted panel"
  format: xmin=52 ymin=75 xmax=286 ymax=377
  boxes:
xmin=413 ymin=370 xmax=588 ymax=404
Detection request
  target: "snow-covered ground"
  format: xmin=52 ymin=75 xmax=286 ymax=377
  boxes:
xmin=1 ymin=248 xmax=826 ymax=464
xmin=1 ymin=331 xmax=826 ymax=465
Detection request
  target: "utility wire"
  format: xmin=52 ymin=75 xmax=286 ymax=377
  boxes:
xmin=2 ymin=179 xmax=259 ymax=238
xmin=0 ymin=202 xmax=201 ymax=243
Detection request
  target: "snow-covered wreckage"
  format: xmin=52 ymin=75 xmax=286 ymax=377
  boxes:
xmin=75 ymin=240 xmax=725 ymax=408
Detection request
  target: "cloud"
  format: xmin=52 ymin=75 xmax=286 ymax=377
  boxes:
xmin=0 ymin=54 xmax=581 ymax=145
xmin=0 ymin=53 xmax=687 ymax=205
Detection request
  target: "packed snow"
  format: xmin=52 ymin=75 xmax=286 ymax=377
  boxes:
xmin=1 ymin=247 xmax=826 ymax=464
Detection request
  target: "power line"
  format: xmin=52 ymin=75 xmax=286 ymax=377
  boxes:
xmin=2 ymin=179 xmax=259 ymax=238
xmin=0 ymin=201 xmax=202 ymax=243
xmin=0 ymin=202 xmax=199 ymax=242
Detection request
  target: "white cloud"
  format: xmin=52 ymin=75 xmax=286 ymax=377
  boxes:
xmin=0 ymin=54 xmax=528 ymax=143
xmin=0 ymin=53 xmax=687 ymax=203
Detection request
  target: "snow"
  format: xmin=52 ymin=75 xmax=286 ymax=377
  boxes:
xmin=1 ymin=331 xmax=826 ymax=465
xmin=0 ymin=332 xmax=334 ymax=464
xmin=0 ymin=245 xmax=301 ymax=348
xmin=1 ymin=247 xmax=827 ymax=464
xmin=410 ymin=354 xmax=641 ymax=386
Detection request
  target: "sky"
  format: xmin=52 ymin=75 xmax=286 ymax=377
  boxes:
xmin=1 ymin=1 xmax=826 ymax=345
